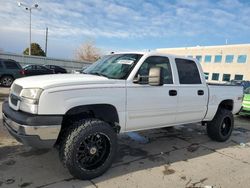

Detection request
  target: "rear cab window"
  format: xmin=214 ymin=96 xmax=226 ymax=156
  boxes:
xmin=175 ymin=58 xmax=202 ymax=84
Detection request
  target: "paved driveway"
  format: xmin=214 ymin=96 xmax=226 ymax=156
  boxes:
xmin=1 ymin=87 xmax=250 ymax=188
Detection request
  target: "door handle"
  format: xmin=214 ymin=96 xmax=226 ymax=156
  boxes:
xmin=198 ymin=90 xmax=204 ymax=95
xmin=169 ymin=90 xmax=177 ymax=96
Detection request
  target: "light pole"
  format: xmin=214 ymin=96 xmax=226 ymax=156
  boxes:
xmin=17 ymin=2 xmax=40 ymax=56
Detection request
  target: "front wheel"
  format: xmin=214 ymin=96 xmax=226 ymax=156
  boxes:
xmin=60 ymin=119 xmax=117 ymax=180
xmin=207 ymin=108 xmax=234 ymax=142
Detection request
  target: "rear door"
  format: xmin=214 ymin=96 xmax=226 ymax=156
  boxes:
xmin=175 ymin=58 xmax=208 ymax=123
xmin=126 ymin=55 xmax=178 ymax=131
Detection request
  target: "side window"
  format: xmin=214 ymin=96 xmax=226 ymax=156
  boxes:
xmin=24 ymin=65 xmax=32 ymax=70
xmin=175 ymin=58 xmax=202 ymax=84
xmin=0 ymin=61 xmax=3 ymax=68
xmin=36 ymin=65 xmax=47 ymax=70
xmin=3 ymin=61 xmax=19 ymax=69
xmin=137 ymin=56 xmax=173 ymax=84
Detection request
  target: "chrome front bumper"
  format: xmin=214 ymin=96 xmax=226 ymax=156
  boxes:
xmin=2 ymin=101 xmax=62 ymax=148
xmin=3 ymin=113 xmax=61 ymax=140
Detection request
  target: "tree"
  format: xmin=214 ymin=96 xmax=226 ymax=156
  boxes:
xmin=75 ymin=40 xmax=101 ymax=62
xmin=23 ymin=43 xmax=46 ymax=56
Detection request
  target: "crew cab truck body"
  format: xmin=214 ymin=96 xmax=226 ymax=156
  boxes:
xmin=2 ymin=52 xmax=243 ymax=179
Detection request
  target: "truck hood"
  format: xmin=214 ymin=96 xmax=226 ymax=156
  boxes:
xmin=14 ymin=74 xmax=120 ymax=89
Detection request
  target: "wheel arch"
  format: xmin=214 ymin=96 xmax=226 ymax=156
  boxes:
xmin=65 ymin=104 xmax=119 ymax=124
xmin=0 ymin=74 xmax=14 ymax=79
xmin=218 ymin=99 xmax=234 ymax=111
xmin=55 ymin=104 xmax=120 ymax=147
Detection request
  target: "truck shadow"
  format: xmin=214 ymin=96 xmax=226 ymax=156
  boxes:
xmin=95 ymin=123 xmax=250 ymax=182
xmin=0 ymin=121 xmax=250 ymax=186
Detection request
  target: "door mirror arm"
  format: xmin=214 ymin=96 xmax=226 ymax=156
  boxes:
xmin=133 ymin=74 xmax=141 ymax=83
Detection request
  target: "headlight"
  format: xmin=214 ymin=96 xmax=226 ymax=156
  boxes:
xmin=20 ymin=88 xmax=43 ymax=104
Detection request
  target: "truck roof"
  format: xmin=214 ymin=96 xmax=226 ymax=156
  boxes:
xmin=112 ymin=51 xmax=197 ymax=62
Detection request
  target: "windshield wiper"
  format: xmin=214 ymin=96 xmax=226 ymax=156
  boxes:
xmin=89 ymin=72 xmax=109 ymax=78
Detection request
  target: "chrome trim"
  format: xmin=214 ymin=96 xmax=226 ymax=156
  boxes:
xmin=2 ymin=113 xmax=61 ymax=140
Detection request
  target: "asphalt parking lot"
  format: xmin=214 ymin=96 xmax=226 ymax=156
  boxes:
xmin=1 ymin=87 xmax=250 ymax=188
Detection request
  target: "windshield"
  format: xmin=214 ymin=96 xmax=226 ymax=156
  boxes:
xmin=245 ymin=87 xmax=250 ymax=94
xmin=83 ymin=54 xmax=143 ymax=79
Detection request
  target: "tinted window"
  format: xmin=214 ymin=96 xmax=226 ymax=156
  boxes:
xmin=212 ymin=73 xmax=219 ymax=81
xmin=137 ymin=56 xmax=173 ymax=84
xmin=36 ymin=65 xmax=47 ymax=70
xmin=234 ymin=74 xmax=243 ymax=80
xmin=222 ymin=74 xmax=231 ymax=81
xmin=214 ymin=55 xmax=222 ymax=63
xmin=237 ymin=55 xmax=247 ymax=63
xmin=0 ymin=61 xmax=3 ymax=68
xmin=24 ymin=65 xmax=32 ymax=70
xmin=204 ymin=55 xmax=211 ymax=63
xmin=225 ymin=55 xmax=234 ymax=63
xmin=175 ymin=58 xmax=201 ymax=84
xmin=3 ymin=61 xmax=19 ymax=69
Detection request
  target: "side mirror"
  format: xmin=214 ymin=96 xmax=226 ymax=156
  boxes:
xmin=148 ymin=67 xmax=163 ymax=86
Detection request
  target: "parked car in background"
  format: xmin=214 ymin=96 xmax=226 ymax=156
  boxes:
xmin=241 ymin=87 xmax=250 ymax=115
xmin=44 ymin=65 xmax=67 ymax=74
xmin=228 ymin=80 xmax=250 ymax=115
xmin=0 ymin=58 xmax=24 ymax=87
xmin=229 ymin=80 xmax=250 ymax=88
xmin=22 ymin=65 xmax=54 ymax=76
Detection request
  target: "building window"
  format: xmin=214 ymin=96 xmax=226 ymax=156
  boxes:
xmin=204 ymin=55 xmax=211 ymax=63
xmin=204 ymin=72 xmax=209 ymax=80
xmin=214 ymin=55 xmax=222 ymax=63
xmin=195 ymin=55 xmax=202 ymax=63
xmin=237 ymin=55 xmax=247 ymax=63
xmin=234 ymin=74 xmax=243 ymax=80
xmin=225 ymin=55 xmax=234 ymax=63
xmin=222 ymin=74 xmax=231 ymax=82
xmin=212 ymin=73 xmax=219 ymax=81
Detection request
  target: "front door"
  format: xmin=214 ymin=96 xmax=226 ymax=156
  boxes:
xmin=126 ymin=56 xmax=178 ymax=131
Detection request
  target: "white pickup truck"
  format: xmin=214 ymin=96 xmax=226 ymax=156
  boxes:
xmin=2 ymin=52 xmax=243 ymax=179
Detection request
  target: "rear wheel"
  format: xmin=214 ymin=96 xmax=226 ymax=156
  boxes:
xmin=60 ymin=118 xmax=117 ymax=180
xmin=1 ymin=76 xmax=14 ymax=87
xmin=207 ymin=108 xmax=234 ymax=142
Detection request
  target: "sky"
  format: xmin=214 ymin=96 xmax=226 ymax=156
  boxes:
xmin=0 ymin=0 xmax=250 ymax=59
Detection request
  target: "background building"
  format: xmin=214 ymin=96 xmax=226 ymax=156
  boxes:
xmin=157 ymin=44 xmax=250 ymax=82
